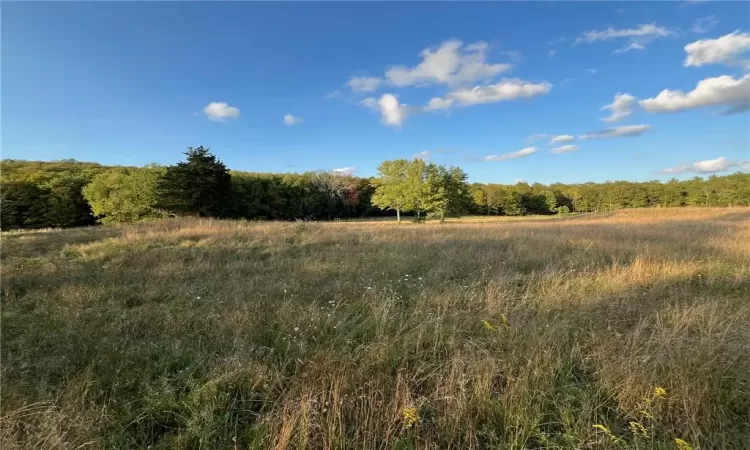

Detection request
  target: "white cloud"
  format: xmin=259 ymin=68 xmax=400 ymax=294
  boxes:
xmin=661 ymin=156 xmax=749 ymax=174
xmin=332 ymin=167 xmax=356 ymax=176
xmin=691 ymin=16 xmax=719 ymax=34
xmin=526 ymin=133 xmax=550 ymax=142
xmin=574 ymin=23 xmax=672 ymax=53
xmin=680 ymin=0 xmax=710 ymax=9
xmin=548 ymin=49 xmax=557 ymax=57
xmin=550 ymin=134 xmax=575 ymax=143
xmin=639 ymin=74 xmax=750 ymax=114
xmin=580 ymin=124 xmax=652 ymax=139
xmin=484 ymin=146 xmax=538 ymax=161
xmin=385 ymin=40 xmax=512 ymax=87
xmin=613 ymin=42 xmax=646 ymax=53
xmin=347 ymin=76 xmax=382 ymax=93
xmin=412 ymin=150 xmax=431 ymax=161
xmin=424 ymin=97 xmax=454 ymax=111
xmin=203 ymin=102 xmax=240 ymax=122
xmin=283 ymin=114 xmax=303 ymax=126
xmin=324 ymin=90 xmax=343 ymax=100
xmin=574 ymin=23 xmax=672 ymax=45
xmin=361 ymin=94 xmax=411 ymax=127
xmin=425 ymin=78 xmax=551 ymax=110
xmin=551 ymin=145 xmax=579 ymax=154
xmin=601 ymin=93 xmax=636 ymax=122
xmin=684 ymin=31 xmax=750 ymax=68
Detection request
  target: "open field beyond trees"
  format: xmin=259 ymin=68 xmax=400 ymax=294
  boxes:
xmin=2 ymin=208 xmax=749 ymax=449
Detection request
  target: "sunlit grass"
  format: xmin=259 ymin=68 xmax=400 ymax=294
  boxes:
xmin=2 ymin=207 xmax=749 ymax=449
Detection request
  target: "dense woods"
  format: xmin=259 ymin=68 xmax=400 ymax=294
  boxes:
xmin=1 ymin=148 xmax=749 ymax=230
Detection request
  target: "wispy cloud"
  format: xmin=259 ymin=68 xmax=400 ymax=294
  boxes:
xmin=660 ymin=156 xmax=749 ymax=174
xmin=574 ymin=23 xmax=672 ymax=53
xmin=680 ymin=0 xmax=710 ymax=9
xmin=347 ymin=76 xmax=382 ymax=93
xmin=601 ymin=93 xmax=636 ymax=122
xmin=551 ymin=145 xmax=579 ymax=154
xmin=424 ymin=78 xmax=551 ymax=110
xmin=580 ymin=124 xmax=652 ymax=139
xmin=283 ymin=114 xmax=304 ymax=126
xmin=484 ymin=146 xmax=538 ymax=161
xmin=550 ymin=134 xmax=575 ymax=143
xmin=412 ymin=150 xmax=432 ymax=161
xmin=691 ymin=15 xmax=719 ymax=34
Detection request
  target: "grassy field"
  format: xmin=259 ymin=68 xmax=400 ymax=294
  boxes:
xmin=2 ymin=208 xmax=749 ymax=449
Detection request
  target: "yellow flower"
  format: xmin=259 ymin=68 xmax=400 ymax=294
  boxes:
xmin=482 ymin=320 xmax=498 ymax=331
xmin=592 ymin=424 xmax=611 ymax=433
xmin=402 ymin=406 xmax=419 ymax=429
xmin=674 ymin=438 xmax=693 ymax=450
xmin=654 ymin=387 xmax=667 ymax=398
xmin=593 ymin=424 xmax=625 ymax=445
xmin=629 ymin=421 xmax=649 ymax=437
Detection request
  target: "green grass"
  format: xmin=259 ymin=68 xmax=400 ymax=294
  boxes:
xmin=2 ymin=208 xmax=749 ymax=449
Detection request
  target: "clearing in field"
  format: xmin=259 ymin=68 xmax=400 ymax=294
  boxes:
xmin=2 ymin=208 xmax=749 ymax=449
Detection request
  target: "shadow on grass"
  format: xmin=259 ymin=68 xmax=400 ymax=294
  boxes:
xmin=2 ymin=215 xmax=749 ymax=448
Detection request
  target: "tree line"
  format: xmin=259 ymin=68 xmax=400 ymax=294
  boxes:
xmin=1 ymin=147 xmax=749 ymax=230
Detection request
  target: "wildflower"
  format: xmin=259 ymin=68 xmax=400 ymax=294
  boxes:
xmin=654 ymin=387 xmax=667 ymax=398
xmin=638 ymin=409 xmax=654 ymax=419
xmin=674 ymin=438 xmax=693 ymax=450
xmin=629 ymin=421 xmax=649 ymax=437
xmin=482 ymin=320 xmax=499 ymax=331
xmin=592 ymin=424 xmax=611 ymax=433
xmin=402 ymin=406 xmax=419 ymax=429
xmin=593 ymin=424 xmax=626 ymax=445
xmin=196 ymin=296 xmax=201 ymax=300
xmin=293 ymin=327 xmax=299 ymax=332
xmin=499 ymin=313 xmax=510 ymax=326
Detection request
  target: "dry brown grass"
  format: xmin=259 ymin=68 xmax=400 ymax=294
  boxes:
xmin=2 ymin=208 xmax=749 ymax=449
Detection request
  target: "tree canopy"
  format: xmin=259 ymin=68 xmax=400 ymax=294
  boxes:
xmin=2 ymin=153 xmax=749 ymax=230
xmin=156 ymin=147 xmax=233 ymax=217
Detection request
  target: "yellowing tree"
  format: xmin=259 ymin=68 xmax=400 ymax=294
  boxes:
xmin=371 ymin=159 xmax=413 ymax=221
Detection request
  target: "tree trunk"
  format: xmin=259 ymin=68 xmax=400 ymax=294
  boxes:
xmin=396 ymin=208 xmax=401 ymax=222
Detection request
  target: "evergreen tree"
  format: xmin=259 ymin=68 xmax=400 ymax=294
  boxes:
xmin=156 ymin=147 xmax=232 ymax=217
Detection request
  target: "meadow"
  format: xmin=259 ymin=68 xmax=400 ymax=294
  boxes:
xmin=2 ymin=208 xmax=749 ymax=449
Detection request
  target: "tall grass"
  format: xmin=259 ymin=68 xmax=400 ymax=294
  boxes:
xmin=2 ymin=208 xmax=749 ymax=449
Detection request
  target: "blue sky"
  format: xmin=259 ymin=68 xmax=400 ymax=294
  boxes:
xmin=3 ymin=1 xmax=749 ymax=184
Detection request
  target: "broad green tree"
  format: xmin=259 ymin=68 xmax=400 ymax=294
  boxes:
xmin=371 ymin=159 xmax=413 ymax=221
xmin=421 ymin=164 xmax=470 ymax=222
xmin=83 ymin=166 xmax=166 ymax=223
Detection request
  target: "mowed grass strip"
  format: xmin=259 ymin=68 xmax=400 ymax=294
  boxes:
xmin=2 ymin=208 xmax=749 ymax=449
